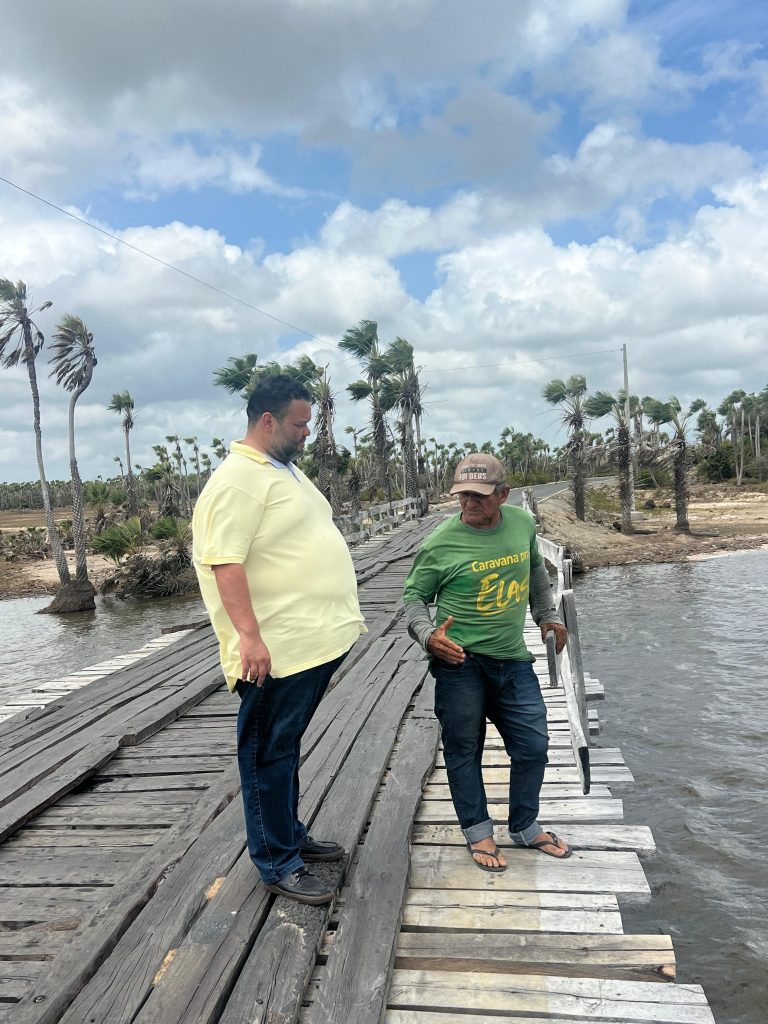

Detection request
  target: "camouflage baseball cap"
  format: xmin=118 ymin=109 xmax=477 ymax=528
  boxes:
xmin=450 ymin=453 xmax=507 ymax=495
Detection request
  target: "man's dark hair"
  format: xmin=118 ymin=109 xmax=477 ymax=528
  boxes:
xmin=246 ymin=375 xmax=313 ymax=425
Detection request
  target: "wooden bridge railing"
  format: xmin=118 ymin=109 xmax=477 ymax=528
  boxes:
xmin=335 ymin=495 xmax=421 ymax=545
xmin=522 ymin=490 xmax=591 ymax=795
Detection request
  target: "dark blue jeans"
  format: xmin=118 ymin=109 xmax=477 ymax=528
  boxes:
xmin=433 ymin=652 xmax=549 ymax=845
xmin=235 ymin=651 xmax=348 ymax=884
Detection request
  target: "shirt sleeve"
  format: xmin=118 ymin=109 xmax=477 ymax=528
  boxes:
xmin=530 ymin=521 xmax=543 ymax=568
xmin=528 ymin=561 xmax=564 ymax=626
xmin=195 ymin=488 xmax=264 ymax=566
xmin=403 ymin=545 xmax=440 ymax=605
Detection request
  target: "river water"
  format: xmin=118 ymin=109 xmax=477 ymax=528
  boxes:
xmin=0 ymin=593 xmax=206 ymax=703
xmin=575 ymin=550 xmax=768 ymax=1024
xmin=1 ymin=555 xmax=766 ymax=1022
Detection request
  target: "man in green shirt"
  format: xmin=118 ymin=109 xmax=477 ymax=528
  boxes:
xmin=404 ymin=453 xmax=571 ymax=870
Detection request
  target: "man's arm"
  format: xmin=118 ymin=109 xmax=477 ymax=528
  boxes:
xmin=212 ymin=563 xmax=271 ymax=686
xmin=529 ymin=560 xmax=567 ymax=654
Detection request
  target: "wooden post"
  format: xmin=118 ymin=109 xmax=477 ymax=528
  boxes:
xmin=562 ymin=589 xmax=588 ymax=743
xmin=544 ymin=632 xmax=558 ymax=688
xmin=563 ymin=558 xmax=573 ymax=591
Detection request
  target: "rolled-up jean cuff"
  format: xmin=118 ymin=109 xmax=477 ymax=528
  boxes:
xmin=510 ymin=820 xmax=543 ymax=846
xmin=462 ymin=818 xmax=494 ymax=844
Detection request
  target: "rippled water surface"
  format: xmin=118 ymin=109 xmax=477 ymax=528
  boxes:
xmin=0 ymin=593 xmax=206 ymax=702
xmin=576 ymin=551 xmax=768 ymax=1024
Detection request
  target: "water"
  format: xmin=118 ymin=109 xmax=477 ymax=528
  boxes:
xmin=576 ymin=551 xmax=768 ymax=1024
xmin=0 ymin=593 xmax=206 ymax=701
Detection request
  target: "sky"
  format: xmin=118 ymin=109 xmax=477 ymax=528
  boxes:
xmin=1 ymin=0 xmax=767 ymax=484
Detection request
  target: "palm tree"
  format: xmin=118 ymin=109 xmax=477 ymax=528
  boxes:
xmin=543 ymin=374 xmax=590 ymax=521
xmin=584 ymin=389 xmax=633 ymax=534
xmin=645 ymin=397 xmax=694 ymax=532
xmin=211 ymin=437 xmax=228 ymax=461
xmin=46 ymin=314 xmax=98 ymax=611
xmin=339 ymin=320 xmax=391 ymax=498
xmin=0 ymin=279 xmax=72 ymax=588
xmin=166 ymin=435 xmax=190 ymax=515
xmin=380 ymin=338 xmax=423 ymax=501
xmin=718 ymin=390 xmax=747 ymax=486
xmin=108 ymin=391 xmax=138 ymax=515
xmin=213 ymin=353 xmax=283 ymax=400
xmin=184 ymin=436 xmax=202 ymax=500
xmin=310 ymin=369 xmax=343 ymax=515
xmin=213 ymin=353 xmax=261 ymax=399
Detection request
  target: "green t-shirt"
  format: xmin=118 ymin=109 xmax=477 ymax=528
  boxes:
xmin=403 ymin=506 xmax=542 ymax=661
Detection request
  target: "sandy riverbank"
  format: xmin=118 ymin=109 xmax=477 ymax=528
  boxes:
xmin=536 ymin=483 xmax=768 ymax=570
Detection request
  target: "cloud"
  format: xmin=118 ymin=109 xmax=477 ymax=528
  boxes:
xmin=125 ymin=141 xmax=308 ymax=200
xmin=2 ymin=169 xmax=768 ymax=481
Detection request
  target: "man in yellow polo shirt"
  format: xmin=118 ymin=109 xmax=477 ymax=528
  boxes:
xmin=193 ymin=375 xmax=365 ymax=905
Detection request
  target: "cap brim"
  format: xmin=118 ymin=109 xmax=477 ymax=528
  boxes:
xmin=449 ymin=482 xmax=496 ymax=495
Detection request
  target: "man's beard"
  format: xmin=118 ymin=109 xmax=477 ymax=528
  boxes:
xmin=267 ymin=439 xmax=304 ymax=464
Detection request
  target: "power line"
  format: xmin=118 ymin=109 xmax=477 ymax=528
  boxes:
xmin=0 ymin=173 xmax=339 ymax=351
xmin=421 ymin=346 xmax=621 ymax=374
xmin=1 ymin=174 xmax=622 ymax=385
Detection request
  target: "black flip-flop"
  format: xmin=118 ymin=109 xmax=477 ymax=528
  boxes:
xmin=466 ymin=840 xmax=507 ymax=872
xmin=527 ymin=830 xmax=572 ymax=859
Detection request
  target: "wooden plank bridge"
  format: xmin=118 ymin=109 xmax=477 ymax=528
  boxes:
xmin=0 ymin=510 xmax=716 ymax=1024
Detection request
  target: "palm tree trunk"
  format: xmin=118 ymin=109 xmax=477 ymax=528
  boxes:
xmin=371 ymin=393 xmax=388 ymax=497
xmin=124 ymin=427 xmax=138 ymax=516
xmin=571 ymin=434 xmax=586 ymax=521
xmin=617 ymin=425 xmax=633 ymax=534
xmin=673 ymin=436 xmax=690 ymax=532
xmin=401 ymin=410 xmax=418 ymax=499
xmin=24 ymin=325 xmax=70 ymax=585
xmin=66 ymin=390 xmax=90 ymax=583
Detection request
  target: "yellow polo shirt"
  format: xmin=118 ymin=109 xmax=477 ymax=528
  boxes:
xmin=192 ymin=441 xmax=365 ymax=690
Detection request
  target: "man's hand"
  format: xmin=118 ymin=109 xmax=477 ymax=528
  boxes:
xmin=541 ymin=622 xmax=567 ymax=655
xmin=239 ymin=631 xmax=272 ymax=687
xmin=427 ymin=615 xmax=465 ymax=665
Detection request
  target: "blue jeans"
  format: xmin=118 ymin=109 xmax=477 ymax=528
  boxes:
xmin=235 ymin=651 xmax=348 ymax=884
xmin=433 ymin=652 xmax=549 ymax=846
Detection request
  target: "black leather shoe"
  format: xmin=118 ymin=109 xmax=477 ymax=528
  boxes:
xmin=263 ymin=867 xmax=335 ymax=905
xmin=299 ymin=835 xmax=345 ymax=862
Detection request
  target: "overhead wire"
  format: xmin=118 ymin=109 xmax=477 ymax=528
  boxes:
xmin=1 ymin=174 xmax=623 ymax=389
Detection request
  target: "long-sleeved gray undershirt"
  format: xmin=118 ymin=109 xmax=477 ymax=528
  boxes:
xmin=405 ymin=560 xmax=563 ymax=652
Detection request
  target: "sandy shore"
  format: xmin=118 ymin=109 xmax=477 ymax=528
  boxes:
xmin=536 ymin=483 xmax=768 ymax=570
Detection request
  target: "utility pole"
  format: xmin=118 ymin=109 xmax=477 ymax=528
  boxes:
xmin=622 ymin=343 xmax=635 ymax=512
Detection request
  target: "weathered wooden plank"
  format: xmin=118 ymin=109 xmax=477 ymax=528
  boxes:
xmin=428 ymin=765 xmax=633 ymax=785
xmin=410 ymin=823 xmax=656 ymax=854
xmin=393 ymin=932 xmax=676 ymax=982
xmin=434 ymin=747 xmax=627 ymax=767
xmin=0 ymin=827 xmax=165 ymax=849
xmin=408 ymin=847 xmax=651 ymax=901
xmin=421 ymin=783 xmax=612 ymax=801
xmin=384 ymin=970 xmax=715 ymax=1022
xmin=94 ymin=756 xmax=233 ymax=775
xmin=414 ymin=798 xmax=624 ymax=824
xmin=86 ymin=776 xmax=216 ymax=794
xmin=305 ymin=706 xmax=439 ymax=1024
xmin=397 ymin=888 xmax=623 ymax=934
xmin=0 ymin=850 xmax=135 ymax=886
